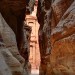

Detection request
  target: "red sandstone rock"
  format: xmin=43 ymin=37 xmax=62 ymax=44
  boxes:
xmin=37 ymin=0 xmax=75 ymax=75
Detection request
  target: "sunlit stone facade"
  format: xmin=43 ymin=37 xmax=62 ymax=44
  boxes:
xmin=26 ymin=4 xmax=40 ymax=69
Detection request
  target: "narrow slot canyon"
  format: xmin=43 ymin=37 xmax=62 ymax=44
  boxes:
xmin=0 ymin=0 xmax=75 ymax=75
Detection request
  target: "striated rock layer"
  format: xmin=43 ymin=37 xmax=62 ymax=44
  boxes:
xmin=37 ymin=0 xmax=75 ymax=75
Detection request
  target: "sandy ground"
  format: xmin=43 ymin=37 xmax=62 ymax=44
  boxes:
xmin=31 ymin=69 xmax=39 ymax=75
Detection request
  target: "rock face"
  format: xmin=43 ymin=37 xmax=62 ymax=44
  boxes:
xmin=0 ymin=0 xmax=35 ymax=52
xmin=26 ymin=0 xmax=35 ymax=14
xmin=37 ymin=0 xmax=54 ymax=74
xmin=50 ymin=1 xmax=75 ymax=75
xmin=0 ymin=11 xmax=32 ymax=75
xmin=0 ymin=0 xmax=75 ymax=75
xmin=0 ymin=0 xmax=35 ymax=75
xmin=37 ymin=0 xmax=75 ymax=75
xmin=20 ymin=24 xmax=32 ymax=75
xmin=0 ymin=35 xmax=12 ymax=75
xmin=0 ymin=13 xmax=25 ymax=75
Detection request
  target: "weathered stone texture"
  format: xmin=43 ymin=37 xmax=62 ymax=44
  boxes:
xmin=37 ymin=0 xmax=53 ymax=75
xmin=0 ymin=0 xmax=35 ymax=75
xmin=0 ymin=41 xmax=12 ymax=75
xmin=0 ymin=0 xmax=75 ymax=75
xmin=0 ymin=0 xmax=34 ymax=52
xmin=37 ymin=0 xmax=75 ymax=75
xmin=50 ymin=1 xmax=75 ymax=75
xmin=20 ymin=24 xmax=32 ymax=75
xmin=0 ymin=13 xmax=26 ymax=75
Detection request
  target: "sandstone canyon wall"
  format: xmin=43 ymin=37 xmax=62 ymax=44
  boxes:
xmin=0 ymin=13 xmax=25 ymax=75
xmin=0 ymin=0 xmax=75 ymax=75
xmin=37 ymin=0 xmax=75 ymax=75
xmin=0 ymin=0 xmax=35 ymax=75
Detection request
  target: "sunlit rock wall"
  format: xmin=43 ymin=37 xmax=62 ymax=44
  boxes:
xmin=37 ymin=0 xmax=75 ymax=75
xmin=50 ymin=0 xmax=75 ymax=75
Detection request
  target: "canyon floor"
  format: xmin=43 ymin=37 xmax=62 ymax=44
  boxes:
xmin=31 ymin=69 xmax=39 ymax=75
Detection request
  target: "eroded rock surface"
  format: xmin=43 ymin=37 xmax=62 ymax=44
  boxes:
xmin=0 ymin=0 xmax=35 ymax=52
xmin=50 ymin=1 xmax=75 ymax=75
xmin=0 ymin=0 xmax=35 ymax=75
xmin=37 ymin=0 xmax=75 ymax=75
xmin=0 ymin=13 xmax=25 ymax=75
xmin=0 ymin=0 xmax=75 ymax=75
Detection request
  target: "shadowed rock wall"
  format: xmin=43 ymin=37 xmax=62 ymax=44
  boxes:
xmin=0 ymin=0 xmax=35 ymax=75
xmin=0 ymin=13 xmax=25 ymax=75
